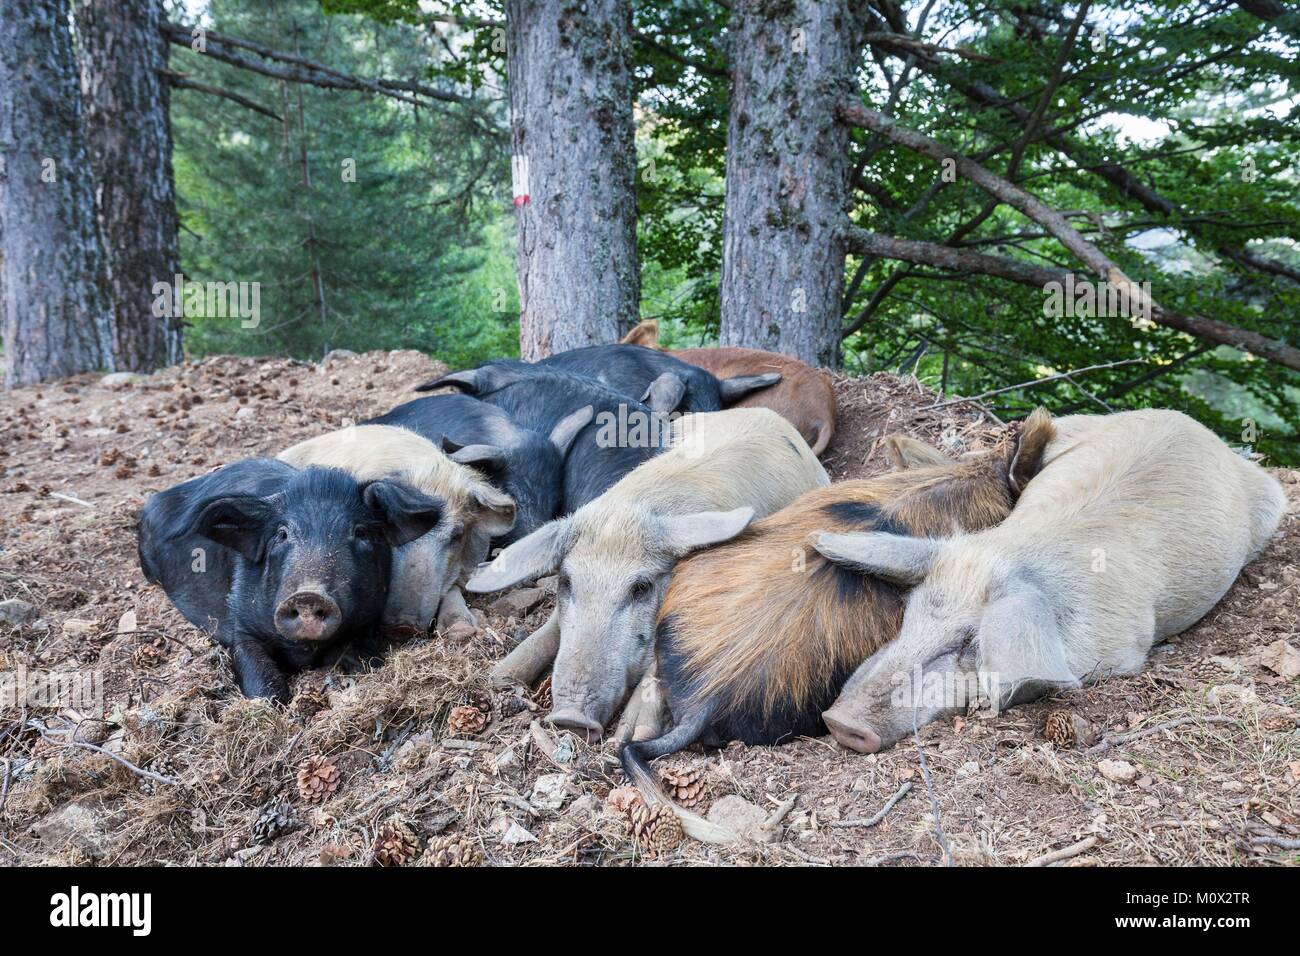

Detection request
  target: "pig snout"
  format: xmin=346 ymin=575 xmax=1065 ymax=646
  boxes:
xmin=822 ymin=707 xmax=883 ymax=754
xmin=274 ymin=591 xmax=342 ymax=642
xmin=546 ymin=707 xmax=605 ymax=742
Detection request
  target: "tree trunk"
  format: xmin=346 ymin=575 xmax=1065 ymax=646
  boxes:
xmin=0 ymin=0 xmax=114 ymax=387
xmin=74 ymin=0 xmax=180 ymax=370
xmin=506 ymin=0 xmax=639 ymax=359
xmin=719 ymin=0 xmax=865 ymax=369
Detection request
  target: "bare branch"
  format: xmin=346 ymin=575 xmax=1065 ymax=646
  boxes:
xmin=161 ymin=69 xmax=281 ymax=121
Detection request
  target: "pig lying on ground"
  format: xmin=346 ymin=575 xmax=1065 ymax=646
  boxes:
xmin=813 ymin=408 xmax=1288 ymax=752
xmin=620 ymin=320 xmax=837 ymax=456
xmin=278 ymin=425 xmax=516 ymax=632
xmin=138 ymin=461 xmax=444 ymax=702
xmin=416 ymin=362 xmax=674 ymax=513
xmin=537 ymin=344 xmax=781 ymax=413
xmin=365 ymin=393 xmax=590 ymax=543
xmin=618 ymin=415 xmax=1054 ymax=840
xmin=467 ymin=408 xmax=830 ymax=735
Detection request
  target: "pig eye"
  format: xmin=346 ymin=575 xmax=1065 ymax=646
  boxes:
xmin=557 ymin=573 xmax=571 ymax=593
xmin=273 ymin=527 xmax=289 ymax=544
xmin=353 ymin=524 xmax=377 ymax=542
xmin=630 ymin=579 xmax=654 ymax=601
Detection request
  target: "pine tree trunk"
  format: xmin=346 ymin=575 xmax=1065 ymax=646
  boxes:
xmin=506 ymin=0 xmax=639 ymax=359
xmin=0 ymin=0 xmax=113 ymax=388
xmin=718 ymin=0 xmax=864 ymax=369
xmin=75 ymin=0 xmax=181 ymax=370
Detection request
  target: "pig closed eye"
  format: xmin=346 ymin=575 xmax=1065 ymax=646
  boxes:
xmin=630 ymin=579 xmax=654 ymax=601
xmin=273 ymin=527 xmax=289 ymax=545
xmin=353 ymin=524 xmax=379 ymax=543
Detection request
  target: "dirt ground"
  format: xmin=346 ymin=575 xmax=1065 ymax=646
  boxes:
xmin=0 ymin=350 xmax=1296 ymax=867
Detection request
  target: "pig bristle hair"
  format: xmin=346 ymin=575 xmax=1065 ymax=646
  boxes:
xmin=660 ymin=427 xmax=1056 ymax=722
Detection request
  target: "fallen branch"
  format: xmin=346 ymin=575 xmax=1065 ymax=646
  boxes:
xmin=828 ymin=781 xmax=913 ymax=828
xmin=1251 ymin=835 xmax=1300 ymax=850
xmin=865 ymin=849 xmax=925 ymax=867
xmin=840 ymin=227 xmax=1300 ymax=371
xmin=762 ymin=795 xmax=798 ymax=835
xmin=27 ymin=720 xmax=179 ymax=788
xmin=1085 ymin=714 xmax=1238 ymax=756
xmin=1026 ymin=835 xmax=1099 ymax=867
xmin=924 ymin=359 xmax=1144 ymax=410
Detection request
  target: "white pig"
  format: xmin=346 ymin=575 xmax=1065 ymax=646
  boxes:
xmin=468 ymin=407 xmax=830 ymax=736
xmin=813 ymin=408 xmax=1287 ymax=752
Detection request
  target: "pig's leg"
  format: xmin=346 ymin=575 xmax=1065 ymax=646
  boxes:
xmin=489 ymin=607 xmax=559 ymax=687
xmin=615 ymin=662 xmax=665 ymax=745
xmin=435 ymin=585 xmax=476 ymax=631
xmin=229 ymin=639 xmax=290 ymax=704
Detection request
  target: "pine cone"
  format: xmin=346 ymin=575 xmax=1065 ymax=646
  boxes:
xmin=496 ymin=690 xmax=528 ymax=718
xmin=296 ymin=754 xmax=340 ymax=804
xmin=447 ymin=705 xmax=488 ymax=735
xmin=290 ymin=687 xmax=329 ymax=720
xmin=630 ymin=802 xmax=683 ymax=858
xmin=533 ymin=675 xmax=552 ymax=711
xmin=1043 ymin=709 xmax=1076 ymax=748
xmin=424 ymin=835 xmax=483 ymax=868
xmin=132 ymin=637 xmax=167 ymax=668
xmin=373 ymin=819 xmax=420 ymax=867
xmin=138 ymin=755 xmax=178 ymax=795
xmin=251 ymin=799 xmax=298 ymax=845
xmin=659 ymin=765 xmax=706 ymax=809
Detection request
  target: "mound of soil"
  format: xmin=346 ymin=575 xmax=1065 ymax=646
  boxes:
xmin=0 ymin=352 xmax=1295 ymax=866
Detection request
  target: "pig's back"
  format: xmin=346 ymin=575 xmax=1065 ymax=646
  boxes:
xmin=1008 ymin=409 xmax=1282 ymax=636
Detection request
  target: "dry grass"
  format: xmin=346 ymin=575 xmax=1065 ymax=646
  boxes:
xmin=1 ymin=352 xmax=1295 ymax=867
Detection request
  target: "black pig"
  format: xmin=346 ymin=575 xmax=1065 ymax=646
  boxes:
xmin=537 ymin=343 xmax=780 ymax=412
xmin=365 ymin=392 xmax=589 ymax=543
xmin=415 ymin=363 xmax=671 ymax=512
xmin=138 ymin=460 xmax=443 ymax=702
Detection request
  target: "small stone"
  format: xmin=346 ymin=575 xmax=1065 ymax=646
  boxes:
xmin=100 ymin=372 xmax=144 ymax=389
xmin=29 ymin=803 xmax=110 ymax=860
xmin=1097 ymin=759 xmax=1138 ymax=784
xmin=500 ymin=821 xmax=537 ymax=846
xmin=493 ymin=746 xmax=522 ymax=777
xmin=490 ymin=587 xmax=545 ymax=616
xmin=957 ymin=760 xmax=980 ymax=777
xmin=62 ymin=618 xmax=97 ymax=636
xmin=0 ymin=598 xmax=38 ymax=626
xmin=531 ymin=773 xmax=569 ymax=812
xmin=235 ymin=407 xmax=255 ymax=420
xmin=537 ymin=575 xmax=559 ymax=593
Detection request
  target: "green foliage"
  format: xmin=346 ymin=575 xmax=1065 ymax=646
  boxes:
xmin=171 ymin=0 xmax=514 ymax=363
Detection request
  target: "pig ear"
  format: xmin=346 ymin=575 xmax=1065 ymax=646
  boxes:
xmin=414 ymin=362 xmax=525 ymax=395
xmin=1006 ymin=407 xmax=1055 ymax=496
xmin=548 ymin=405 xmax=594 ymax=455
xmin=465 ymin=519 xmax=569 ymax=592
xmin=191 ymin=495 xmax=278 ymax=563
xmin=811 ymin=531 xmax=936 ymax=586
xmin=471 ymin=484 xmax=517 ymax=537
xmin=441 ymin=436 xmax=507 ymax=472
xmin=884 ymin=435 xmax=950 ymax=471
xmin=977 ymin=582 xmax=1076 ymax=706
xmin=718 ymin=372 xmax=780 ymax=404
xmin=364 ymin=481 xmax=445 ymax=547
xmin=660 ymin=507 xmax=755 ymax=555
xmin=641 ymin=372 xmax=687 ymax=413
xmin=619 ymin=319 xmax=660 ymax=348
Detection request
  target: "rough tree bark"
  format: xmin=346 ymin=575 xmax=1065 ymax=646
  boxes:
xmin=76 ymin=0 xmax=181 ymax=370
xmin=719 ymin=0 xmax=866 ymax=369
xmin=0 ymin=0 xmax=114 ymax=388
xmin=506 ymin=0 xmax=639 ymax=359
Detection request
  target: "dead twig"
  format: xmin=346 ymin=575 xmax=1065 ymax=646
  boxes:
xmin=913 ymin=722 xmax=952 ymax=866
xmin=1250 ymin=835 xmax=1300 ymax=850
xmin=1026 ymin=835 xmax=1099 ymax=867
xmin=27 ymin=720 xmax=180 ymax=787
xmin=865 ymin=849 xmax=924 ymax=867
xmin=762 ymin=795 xmax=798 ymax=835
xmin=1085 ymin=714 xmax=1238 ymax=755
xmin=924 ymin=360 xmax=1144 ymax=410
xmin=829 ymin=781 xmax=913 ymax=828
